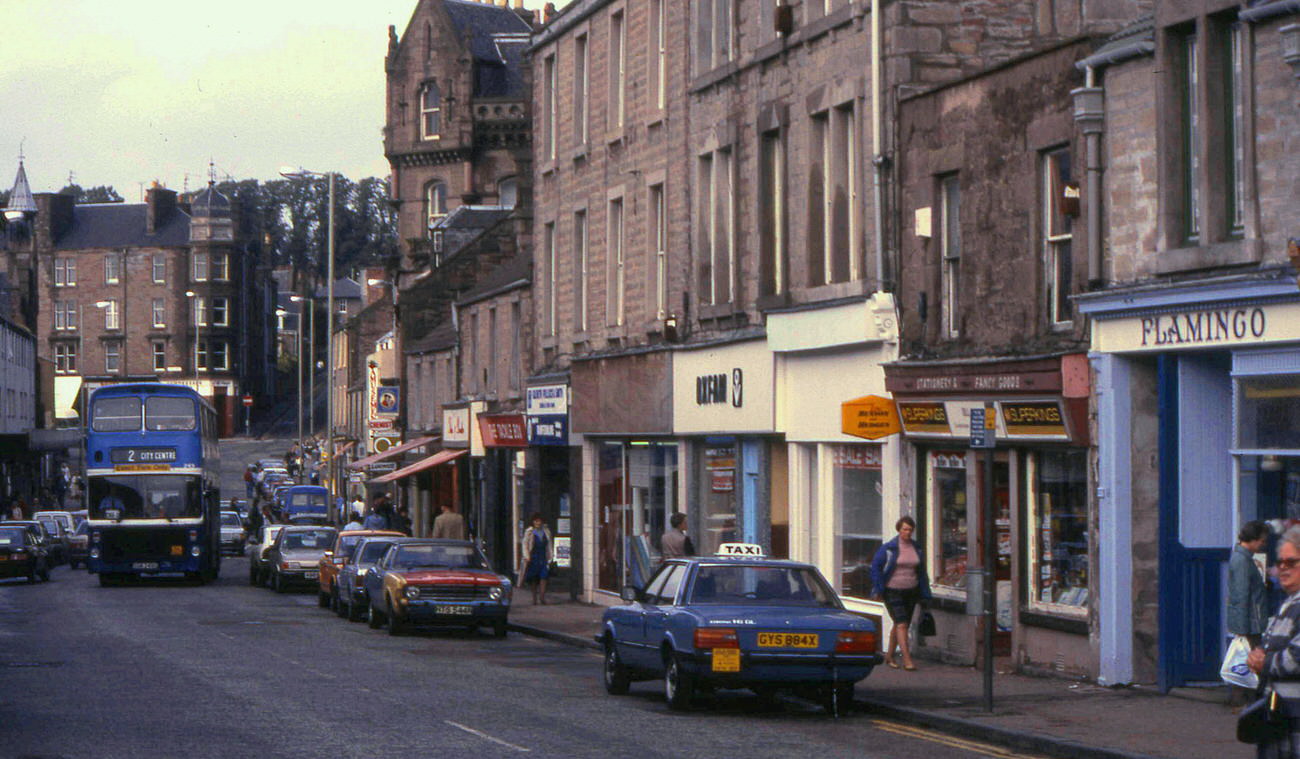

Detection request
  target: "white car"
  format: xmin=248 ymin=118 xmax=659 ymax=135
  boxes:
xmin=219 ymin=511 xmax=247 ymax=556
xmin=247 ymin=524 xmax=286 ymax=586
xmin=32 ymin=510 xmax=75 ymax=536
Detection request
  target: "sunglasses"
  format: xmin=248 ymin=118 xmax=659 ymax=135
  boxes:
xmin=1278 ymin=558 xmax=1300 ymax=570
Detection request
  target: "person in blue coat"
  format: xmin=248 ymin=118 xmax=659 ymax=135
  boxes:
xmin=870 ymin=516 xmax=932 ymax=670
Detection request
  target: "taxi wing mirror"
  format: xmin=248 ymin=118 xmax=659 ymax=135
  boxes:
xmin=620 ymin=585 xmax=641 ymax=604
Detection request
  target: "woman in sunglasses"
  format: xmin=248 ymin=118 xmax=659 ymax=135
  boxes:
xmin=1249 ymin=526 xmax=1300 ymax=757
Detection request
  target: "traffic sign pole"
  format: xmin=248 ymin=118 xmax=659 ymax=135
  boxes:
xmin=970 ymin=403 xmax=996 ymax=713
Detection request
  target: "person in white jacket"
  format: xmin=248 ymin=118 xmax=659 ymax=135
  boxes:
xmin=519 ymin=513 xmax=555 ymax=604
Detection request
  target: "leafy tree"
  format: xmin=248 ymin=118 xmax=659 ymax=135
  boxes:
xmin=58 ymin=184 xmax=124 ymax=203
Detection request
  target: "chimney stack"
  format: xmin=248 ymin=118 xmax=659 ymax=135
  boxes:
xmin=145 ymin=182 xmax=178 ymax=235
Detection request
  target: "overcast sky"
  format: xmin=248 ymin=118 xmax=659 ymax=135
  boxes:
xmin=0 ymin=0 xmax=545 ymax=202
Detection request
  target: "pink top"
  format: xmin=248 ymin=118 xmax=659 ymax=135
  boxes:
xmin=887 ymin=540 xmax=920 ymax=590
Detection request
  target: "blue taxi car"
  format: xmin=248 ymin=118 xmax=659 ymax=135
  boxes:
xmin=599 ymin=544 xmax=882 ymax=713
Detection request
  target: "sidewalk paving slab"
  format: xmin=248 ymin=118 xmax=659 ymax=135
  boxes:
xmin=508 ymin=594 xmax=1250 ymax=759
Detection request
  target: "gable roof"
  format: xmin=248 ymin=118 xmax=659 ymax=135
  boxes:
xmin=441 ymin=0 xmax=531 ymax=98
xmin=54 ymin=203 xmax=191 ymax=249
xmin=457 ymin=252 xmax=530 ymax=307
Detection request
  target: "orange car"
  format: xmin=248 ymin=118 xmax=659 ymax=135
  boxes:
xmin=318 ymin=530 xmax=403 ymax=609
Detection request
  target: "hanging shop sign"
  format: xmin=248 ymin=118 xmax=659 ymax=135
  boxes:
xmin=444 ymin=407 xmax=470 ymax=447
xmin=840 ymin=395 xmax=901 ymax=440
xmin=479 ymin=414 xmax=528 ymax=448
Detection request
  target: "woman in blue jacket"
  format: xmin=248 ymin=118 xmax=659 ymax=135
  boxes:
xmin=870 ymin=516 xmax=932 ymax=670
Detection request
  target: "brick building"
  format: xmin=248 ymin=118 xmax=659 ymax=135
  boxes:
xmin=24 ymin=182 xmax=272 ymax=435
xmin=1075 ymin=0 xmax=1300 ymax=689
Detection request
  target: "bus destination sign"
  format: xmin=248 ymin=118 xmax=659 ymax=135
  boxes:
xmin=110 ymin=447 xmax=179 ymax=465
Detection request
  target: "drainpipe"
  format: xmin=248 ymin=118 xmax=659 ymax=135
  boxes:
xmin=1071 ymin=39 xmax=1155 ymax=288
xmin=871 ymin=0 xmax=887 ymax=289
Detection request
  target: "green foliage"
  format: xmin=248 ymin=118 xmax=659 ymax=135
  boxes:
xmin=58 ymin=184 xmax=124 ymax=203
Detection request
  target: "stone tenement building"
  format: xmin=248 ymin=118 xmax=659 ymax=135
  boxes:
xmin=28 ymin=183 xmax=272 ymax=433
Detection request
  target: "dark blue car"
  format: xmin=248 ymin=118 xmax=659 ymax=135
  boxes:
xmin=599 ymin=545 xmax=882 ymax=713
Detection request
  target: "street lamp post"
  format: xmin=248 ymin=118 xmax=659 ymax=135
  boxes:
xmin=185 ymin=290 xmax=202 ymax=381
xmin=289 ymin=293 xmax=315 ymax=483
xmin=280 ymin=167 xmax=336 ymax=519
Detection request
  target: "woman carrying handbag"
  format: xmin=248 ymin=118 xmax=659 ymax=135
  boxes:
xmin=1246 ymin=526 xmax=1300 ymax=757
xmin=870 ymin=516 xmax=933 ymax=671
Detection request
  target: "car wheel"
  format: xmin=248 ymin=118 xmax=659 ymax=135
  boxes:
xmin=603 ymin=641 xmax=631 ymax=695
xmin=664 ymin=653 xmax=695 ymax=711
xmin=346 ymin=599 xmax=362 ymax=622
xmin=821 ymin=683 xmax=854 ymax=717
xmin=386 ymin=600 xmax=405 ymax=636
xmin=318 ymin=588 xmax=330 ymax=608
xmin=367 ymin=603 xmax=384 ymax=629
xmin=248 ymin=566 xmax=259 ymax=586
xmin=39 ymin=560 xmax=50 ymax=582
xmin=492 ymin=620 xmax=508 ymax=639
xmin=273 ymin=571 xmax=286 ymax=594
xmin=98 ymin=573 xmax=116 ymax=587
xmin=27 ymin=567 xmax=37 ymax=584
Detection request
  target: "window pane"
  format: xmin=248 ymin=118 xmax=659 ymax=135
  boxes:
xmin=1238 ymin=375 xmax=1300 ymax=450
xmin=145 ymin=396 xmax=196 ymax=431
xmin=1031 ymin=450 xmax=1089 ymax=608
xmin=698 ymin=442 xmax=738 ymax=555
xmin=933 ymin=454 xmax=968 ymax=591
xmin=92 ymin=397 xmax=142 ymax=432
xmin=834 ymin=444 xmax=882 ymax=599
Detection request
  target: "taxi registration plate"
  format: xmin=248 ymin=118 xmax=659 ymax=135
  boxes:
xmin=711 ymin=647 xmax=741 ymax=673
xmin=757 ymin=632 xmax=819 ymax=648
xmin=435 ymin=605 xmax=472 ymax=615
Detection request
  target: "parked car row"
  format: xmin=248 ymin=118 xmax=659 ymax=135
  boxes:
xmin=246 ymin=524 xmax=515 ymax=639
xmin=0 ymin=523 xmax=52 ymax=583
xmin=2 ymin=510 xmax=84 ymax=570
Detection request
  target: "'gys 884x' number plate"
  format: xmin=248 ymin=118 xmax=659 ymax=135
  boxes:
xmin=757 ymin=632 xmax=818 ymax=648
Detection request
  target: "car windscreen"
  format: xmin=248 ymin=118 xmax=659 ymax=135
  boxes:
xmin=288 ymin=493 xmax=328 ymax=510
xmin=338 ymin=535 xmax=364 ymax=559
xmin=92 ymin=396 xmax=142 ymax=432
xmin=145 ymin=396 xmax=196 ymax=431
xmin=393 ymin=544 xmax=487 ymax=570
xmin=88 ymin=475 xmax=202 ymax=520
xmin=0 ymin=528 xmax=24 ymax=546
xmin=220 ymin=513 xmax=242 ymax=527
xmin=36 ymin=518 xmax=61 ymax=536
xmin=280 ymin=530 xmax=335 ymax=551
xmin=359 ymin=540 xmax=396 ymax=563
xmin=686 ymin=564 xmax=840 ymax=607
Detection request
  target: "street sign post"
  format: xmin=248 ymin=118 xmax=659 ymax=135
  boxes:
xmin=970 ymin=402 xmax=996 ymax=713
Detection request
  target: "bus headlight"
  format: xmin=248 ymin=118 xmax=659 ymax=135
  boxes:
xmin=191 ymin=546 xmax=201 ymax=557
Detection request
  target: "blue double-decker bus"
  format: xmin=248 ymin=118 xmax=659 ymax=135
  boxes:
xmin=84 ymin=383 xmax=222 ymax=585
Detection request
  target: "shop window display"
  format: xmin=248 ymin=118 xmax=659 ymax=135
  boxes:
xmin=698 ymin=441 xmax=738 ymax=555
xmin=833 ymin=444 xmax=882 ymax=599
xmin=1029 ymin=449 xmax=1089 ymax=611
xmin=931 ymin=452 xmax=968 ymax=592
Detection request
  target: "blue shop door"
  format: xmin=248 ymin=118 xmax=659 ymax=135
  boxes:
xmin=1158 ymin=354 xmax=1233 ymax=691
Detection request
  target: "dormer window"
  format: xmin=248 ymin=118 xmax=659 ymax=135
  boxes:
xmin=420 ymin=81 xmax=441 ymax=140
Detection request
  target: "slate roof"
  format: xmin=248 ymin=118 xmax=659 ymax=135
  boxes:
xmin=405 ymin=319 xmax=458 ymax=354
xmin=432 ymin=205 xmax=513 ymax=258
xmin=441 ymin=0 xmax=531 ymax=98
xmin=4 ymin=162 xmax=36 ymax=216
xmin=189 ymin=184 xmax=231 ymax=218
xmin=457 ymin=252 xmax=530 ymax=307
xmin=314 ymin=277 xmax=363 ymax=301
xmin=54 ymin=203 xmax=191 ymax=250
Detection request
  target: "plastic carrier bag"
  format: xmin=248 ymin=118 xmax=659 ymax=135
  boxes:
xmin=1221 ymin=635 xmax=1260 ymax=690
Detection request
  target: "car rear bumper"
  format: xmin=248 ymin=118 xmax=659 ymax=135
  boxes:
xmin=276 ymin=569 xmax=321 ymax=585
xmin=683 ymin=650 xmax=880 ymax=686
xmin=0 ymin=559 xmax=37 ymax=577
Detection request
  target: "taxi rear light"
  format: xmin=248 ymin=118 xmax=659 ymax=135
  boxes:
xmin=694 ymin=628 xmax=739 ymax=649
xmin=835 ymin=631 xmax=878 ymax=653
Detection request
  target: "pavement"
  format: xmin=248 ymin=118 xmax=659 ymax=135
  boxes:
xmin=508 ymin=594 xmax=1251 ymax=759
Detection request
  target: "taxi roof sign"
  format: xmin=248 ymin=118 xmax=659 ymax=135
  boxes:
xmin=715 ymin=542 xmax=765 ymax=558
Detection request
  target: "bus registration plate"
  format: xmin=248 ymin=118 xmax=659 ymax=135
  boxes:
xmin=132 ymin=562 xmax=159 ymax=570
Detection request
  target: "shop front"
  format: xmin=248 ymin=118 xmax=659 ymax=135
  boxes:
xmin=884 ymin=355 xmax=1093 ymax=676
xmin=672 ymin=336 xmax=780 ymax=556
xmin=571 ymin=349 xmax=677 ymax=602
xmin=525 ymin=380 xmax=581 ymax=597
xmin=477 ymin=413 xmax=528 ymax=577
xmin=1079 ymin=274 xmax=1300 ymax=689
xmin=767 ymin=294 xmax=901 ymax=624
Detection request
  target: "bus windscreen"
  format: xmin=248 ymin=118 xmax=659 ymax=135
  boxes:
xmin=89 ymin=475 xmax=202 ymax=520
xmin=92 ymin=397 xmax=142 ymax=432
xmin=145 ymin=397 xmax=196 ymax=431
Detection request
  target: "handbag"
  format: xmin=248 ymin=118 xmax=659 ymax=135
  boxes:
xmin=918 ymin=610 xmax=937 ymax=638
xmin=1238 ymin=690 xmax=1288 ymax=745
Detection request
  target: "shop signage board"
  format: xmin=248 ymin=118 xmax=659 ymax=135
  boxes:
xmin=672 ymin=340 xmax=775 ymax=434
xmin=1092 ymin=301 xmax=1300 ymax=353
xmin=478 ymin=414 xmax=528 ymax=448
xmin=526 ymin=384 xmax=570 ymax=446
xmin=376 ymin=386 xmax=399 ymax=415
xmin=526 ymin=384 xmax=569 ymax=415
xmin=527 ymin=415 xmax=568 ymax=446
xmin=899 ymin=399 xmax=1071 ymax=442
xmin=444 ymin=407 xmax=470 ymax=447
xmin=366 ymin=461 xmax=397 ymax=473
xmin=840 ymin=395 xmax=901 ymax=440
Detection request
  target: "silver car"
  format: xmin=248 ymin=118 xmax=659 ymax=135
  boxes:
xmin=265 ymin=526 xmax=337 ymax=593
xmin=218 ymin=511 xmax=246 ymax=556
xmin=336 ymin=536 xmax=405 ymax=622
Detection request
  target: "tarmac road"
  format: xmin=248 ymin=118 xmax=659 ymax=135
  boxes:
xmin=0 ymin=557 xmax=1048 ymax=759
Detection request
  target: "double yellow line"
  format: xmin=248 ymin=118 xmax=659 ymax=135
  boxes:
xmin=871 ymin=718 xmax=1047 ymax=759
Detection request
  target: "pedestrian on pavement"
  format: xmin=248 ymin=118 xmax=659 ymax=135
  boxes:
xmin=244 ymin=465 xmax=255 ymax=499
xmin=661 ymin=512 xmax=694 ymax=560
xmin=870 ymin=515 xmax=932 ymax=671
xmin=432 ymin=503 xmax=466 ymax=540
xmin=7 ymin=499 xmax=23 ymax=520
xmin=1231 ymin=521 xmax=1272 ymax=650
xmin=246 ymin=500 xmax=265 ymax=534
xmin=392 ymin=505 xmax=412 ymax=536
xmin=519 ymin=513 xmax=554 ymax=605
xmin=349 ymin=494 xmax=365 ymax=518
xmin=343 ymin=512 xmax=364 ymax=531
xmin=363 ymin=496 xmax=390 ymax=531
xmin=1248 ymin=525 xmax=1300 ymax=757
